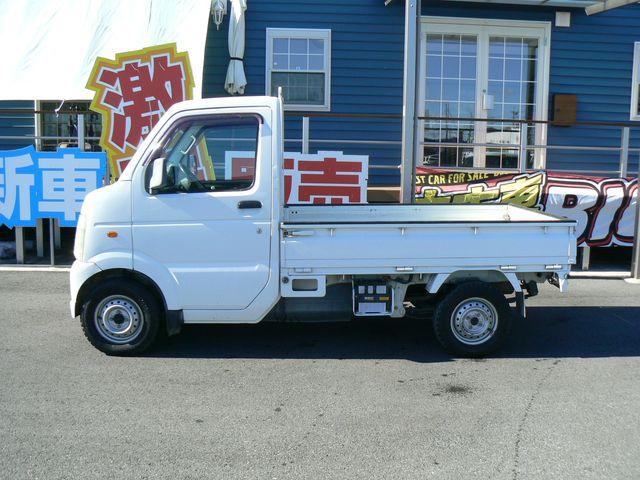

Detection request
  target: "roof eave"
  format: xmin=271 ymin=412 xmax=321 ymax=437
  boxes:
xmin=384 ymin=0 xmax=640 ymax=14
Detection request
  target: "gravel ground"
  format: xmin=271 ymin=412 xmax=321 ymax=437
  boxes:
xmin=1 ymin=271 xmax=639 ymax=480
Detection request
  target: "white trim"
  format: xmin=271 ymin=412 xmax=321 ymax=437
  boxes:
xmin=0 ymin=266 xmax=71 ymax=272
xmin=586 ymin=0 xmax=639 ymax=16
xmin=630 ymin=42 xmax=640 ymax=121
xmin=421 ymin=15 xmax=551 ymax=30
xmin=33 ymin=100 xmax=41 ymax=150
xmin=538 ymin=29 xmax=551 ymax=170
xmin=265 ymin=28 xmax=331 ymax=112
xmin=402 ymin=0 xmax=420 ymax=203
xmin=573 ymin=270 xmax=631 ymax=279
xmin=418 ymin=16 xmax=551 ymax=170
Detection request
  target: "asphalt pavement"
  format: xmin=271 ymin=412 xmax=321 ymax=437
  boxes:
xmin=1 ymin=271 xmax=639 ymax=479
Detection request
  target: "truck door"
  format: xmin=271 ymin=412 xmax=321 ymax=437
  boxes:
xmin=131 ymin=109 xmax=273 ymax=311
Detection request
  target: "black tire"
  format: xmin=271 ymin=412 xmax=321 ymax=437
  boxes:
xmin=432 ymin=281 xmax=512 ymax=357
xmin=80 ymin=278 xmax=162 ymax=355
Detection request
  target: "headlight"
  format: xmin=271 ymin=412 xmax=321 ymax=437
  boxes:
xmin=74 ymin=214 xmax=86 ymax=261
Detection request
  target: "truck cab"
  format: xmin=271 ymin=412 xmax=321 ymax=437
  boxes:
xmin=71 ymin=96 xmax=576 ymax=357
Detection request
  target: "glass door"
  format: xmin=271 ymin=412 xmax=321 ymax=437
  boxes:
xmin=418 ymin=19 xmax=549 ymax=170
xmin=423 ymin=33 xmax=479 ymax=168
xmin=485 ymin=35 xmax=539 ymax=169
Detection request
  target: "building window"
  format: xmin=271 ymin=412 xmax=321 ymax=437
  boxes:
xmin=266 ymin=28 xmax=331 ymax=111
xmin=40 ymin=101 xmax=102 ymax=151
xmin=631 ymin=42 xmax=640 ymax=120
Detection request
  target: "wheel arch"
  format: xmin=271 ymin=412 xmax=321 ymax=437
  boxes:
xmin=74 ymin=268 xmax=168 ymax=319
xmin=426 ymin=270 xmax=522 ymax=295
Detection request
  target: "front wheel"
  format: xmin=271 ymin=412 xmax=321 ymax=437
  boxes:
xmin=80 ymin=279 xmax=161 ymax=355
xmin=432 ymin=282 xmax=512 ymax=357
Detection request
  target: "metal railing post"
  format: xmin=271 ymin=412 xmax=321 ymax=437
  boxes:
xmin=519 ymin=123 xmax=528 ymax=173
xmin=36 ymin=219 xmax=44 ymax=257
xmin=581 ymin=246 xmax=591 ymax=271
xmin=34 ymin=100 xmax=45 ymax=259
xmin=77 ymin=114 xmax=85 ymax=151
xmin=630 ymin=152 xmax=640 ymax=280
xmin=620 ymin=126 xmax=630 ymax=177
xmin=53 ymin=220 xmax=61 ymax=249
xmin=15 ymin=227 xmax=25 ymax=264
xmin=49 ymin=219 xmax=55 ymax=267
xmin=104 ymin=154 xmax=110 ymax=186
xmin=302 ymin=116 xmax=309 ymax=154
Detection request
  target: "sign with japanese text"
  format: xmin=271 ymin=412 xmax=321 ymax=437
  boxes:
xmin=86 ymin=43 xmax=194 ymax=177
xmin=416 ymin=167 xmax=638 ymax=247
xmin=226 ymin=151 xmax=369 ymax=204
xmin=0 ymin=147 xmax=106 ymax=228
xmin=284 ymin=151 xmax=368 ymax=205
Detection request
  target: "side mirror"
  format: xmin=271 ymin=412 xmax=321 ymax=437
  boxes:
xmin=148 ymin=157 xmax=167 ymax=194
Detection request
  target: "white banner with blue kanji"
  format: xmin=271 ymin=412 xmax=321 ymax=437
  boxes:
xmin=0 ymin=147 xmax=106 ymax=227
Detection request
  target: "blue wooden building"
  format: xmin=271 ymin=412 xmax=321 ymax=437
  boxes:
xmin=203 ymin=0 xmax=640 ymax=193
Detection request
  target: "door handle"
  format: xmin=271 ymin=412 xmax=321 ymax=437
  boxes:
xmin=482 ymin=93 xmax=494 ymax=110
xmin=284 ymin=229 xmax=315 ymax=237
xmin=238 ymin=200 xmax=262 ymax=209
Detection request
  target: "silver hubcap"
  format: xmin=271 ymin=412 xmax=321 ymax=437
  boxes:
xmin=94 ymin=295 xmax=144 ymax=344
xmin=450 ymin=297 xmax=498 ymax=345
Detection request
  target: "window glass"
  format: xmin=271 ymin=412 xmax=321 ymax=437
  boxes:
xmin=486 ymin=36 xmax=538 ymax=168
xmin=150 ymin=115 xmax=259 ymax=194
xmin=267 ymin=29 xmax=330 ymax=110
xmin=40 ymin=101 xmax=102 ymax=151
xmin=423 ymin=34 xmax=478 ymax=168
xmin=270 ymin=72 xmax=325 ymax=105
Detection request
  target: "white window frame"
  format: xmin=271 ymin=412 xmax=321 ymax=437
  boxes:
xmin=417 ymin=17 xmax=551 ymax=170
xmin=630 ymin=42 xmax=640 ymax=120
xmin=266 ymin=28 xmax=331 ymax=112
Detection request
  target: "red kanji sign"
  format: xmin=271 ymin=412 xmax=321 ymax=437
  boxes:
xmin=86 ymin=43 xmax=194 ymax=176
xmin=225 ymin=150 xmax=368 ymax=204
xmin=285 ymin=152 xmax=368 ymax=204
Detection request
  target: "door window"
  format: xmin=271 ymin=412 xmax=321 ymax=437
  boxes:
xmin=148 ymin=115 xmax=259 ymax=193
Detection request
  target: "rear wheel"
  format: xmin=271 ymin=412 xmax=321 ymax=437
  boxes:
xmin=80 ymin=279 xmax=161 ymax=355
xmin=432 ymin=282 xmax=512 ymax=357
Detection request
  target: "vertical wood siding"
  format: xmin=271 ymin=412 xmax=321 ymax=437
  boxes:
xmin=205 ymin=1 xmax=640 ymax=180
xmin=0 ymin=101 xmax=34 ymax=150
xmin=203 ymin=0 xmax=405 ymax=186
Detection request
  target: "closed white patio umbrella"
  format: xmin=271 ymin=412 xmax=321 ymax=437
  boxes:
xmin=225 ymin=0 xmax=247 ymax=95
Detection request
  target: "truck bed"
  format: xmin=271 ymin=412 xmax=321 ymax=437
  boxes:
xmin=281 ymin=204 xmax=577 ymax=276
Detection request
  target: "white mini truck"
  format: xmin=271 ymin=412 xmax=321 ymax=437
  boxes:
xmin=70 ymin=96 xmax=577 ymax=356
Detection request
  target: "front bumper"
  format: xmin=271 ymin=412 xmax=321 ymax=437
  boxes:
xmin=69 ymin=260 xmax=102 ymax=317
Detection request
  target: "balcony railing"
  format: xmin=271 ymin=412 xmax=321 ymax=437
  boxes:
xmin=1 ymin=108 xmax=640 ymax=267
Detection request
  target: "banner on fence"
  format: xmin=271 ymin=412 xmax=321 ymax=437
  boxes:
xmin=0 ymin=147 xmax=106 ymax=228
xmin=86 ymin=43 xmax=194 ymax=177
xmin=415 ymin=168 xmax=638 ymax=247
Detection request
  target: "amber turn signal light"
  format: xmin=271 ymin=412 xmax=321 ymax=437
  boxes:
xmin=107 ymin=231 xmax=118 ymax=238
